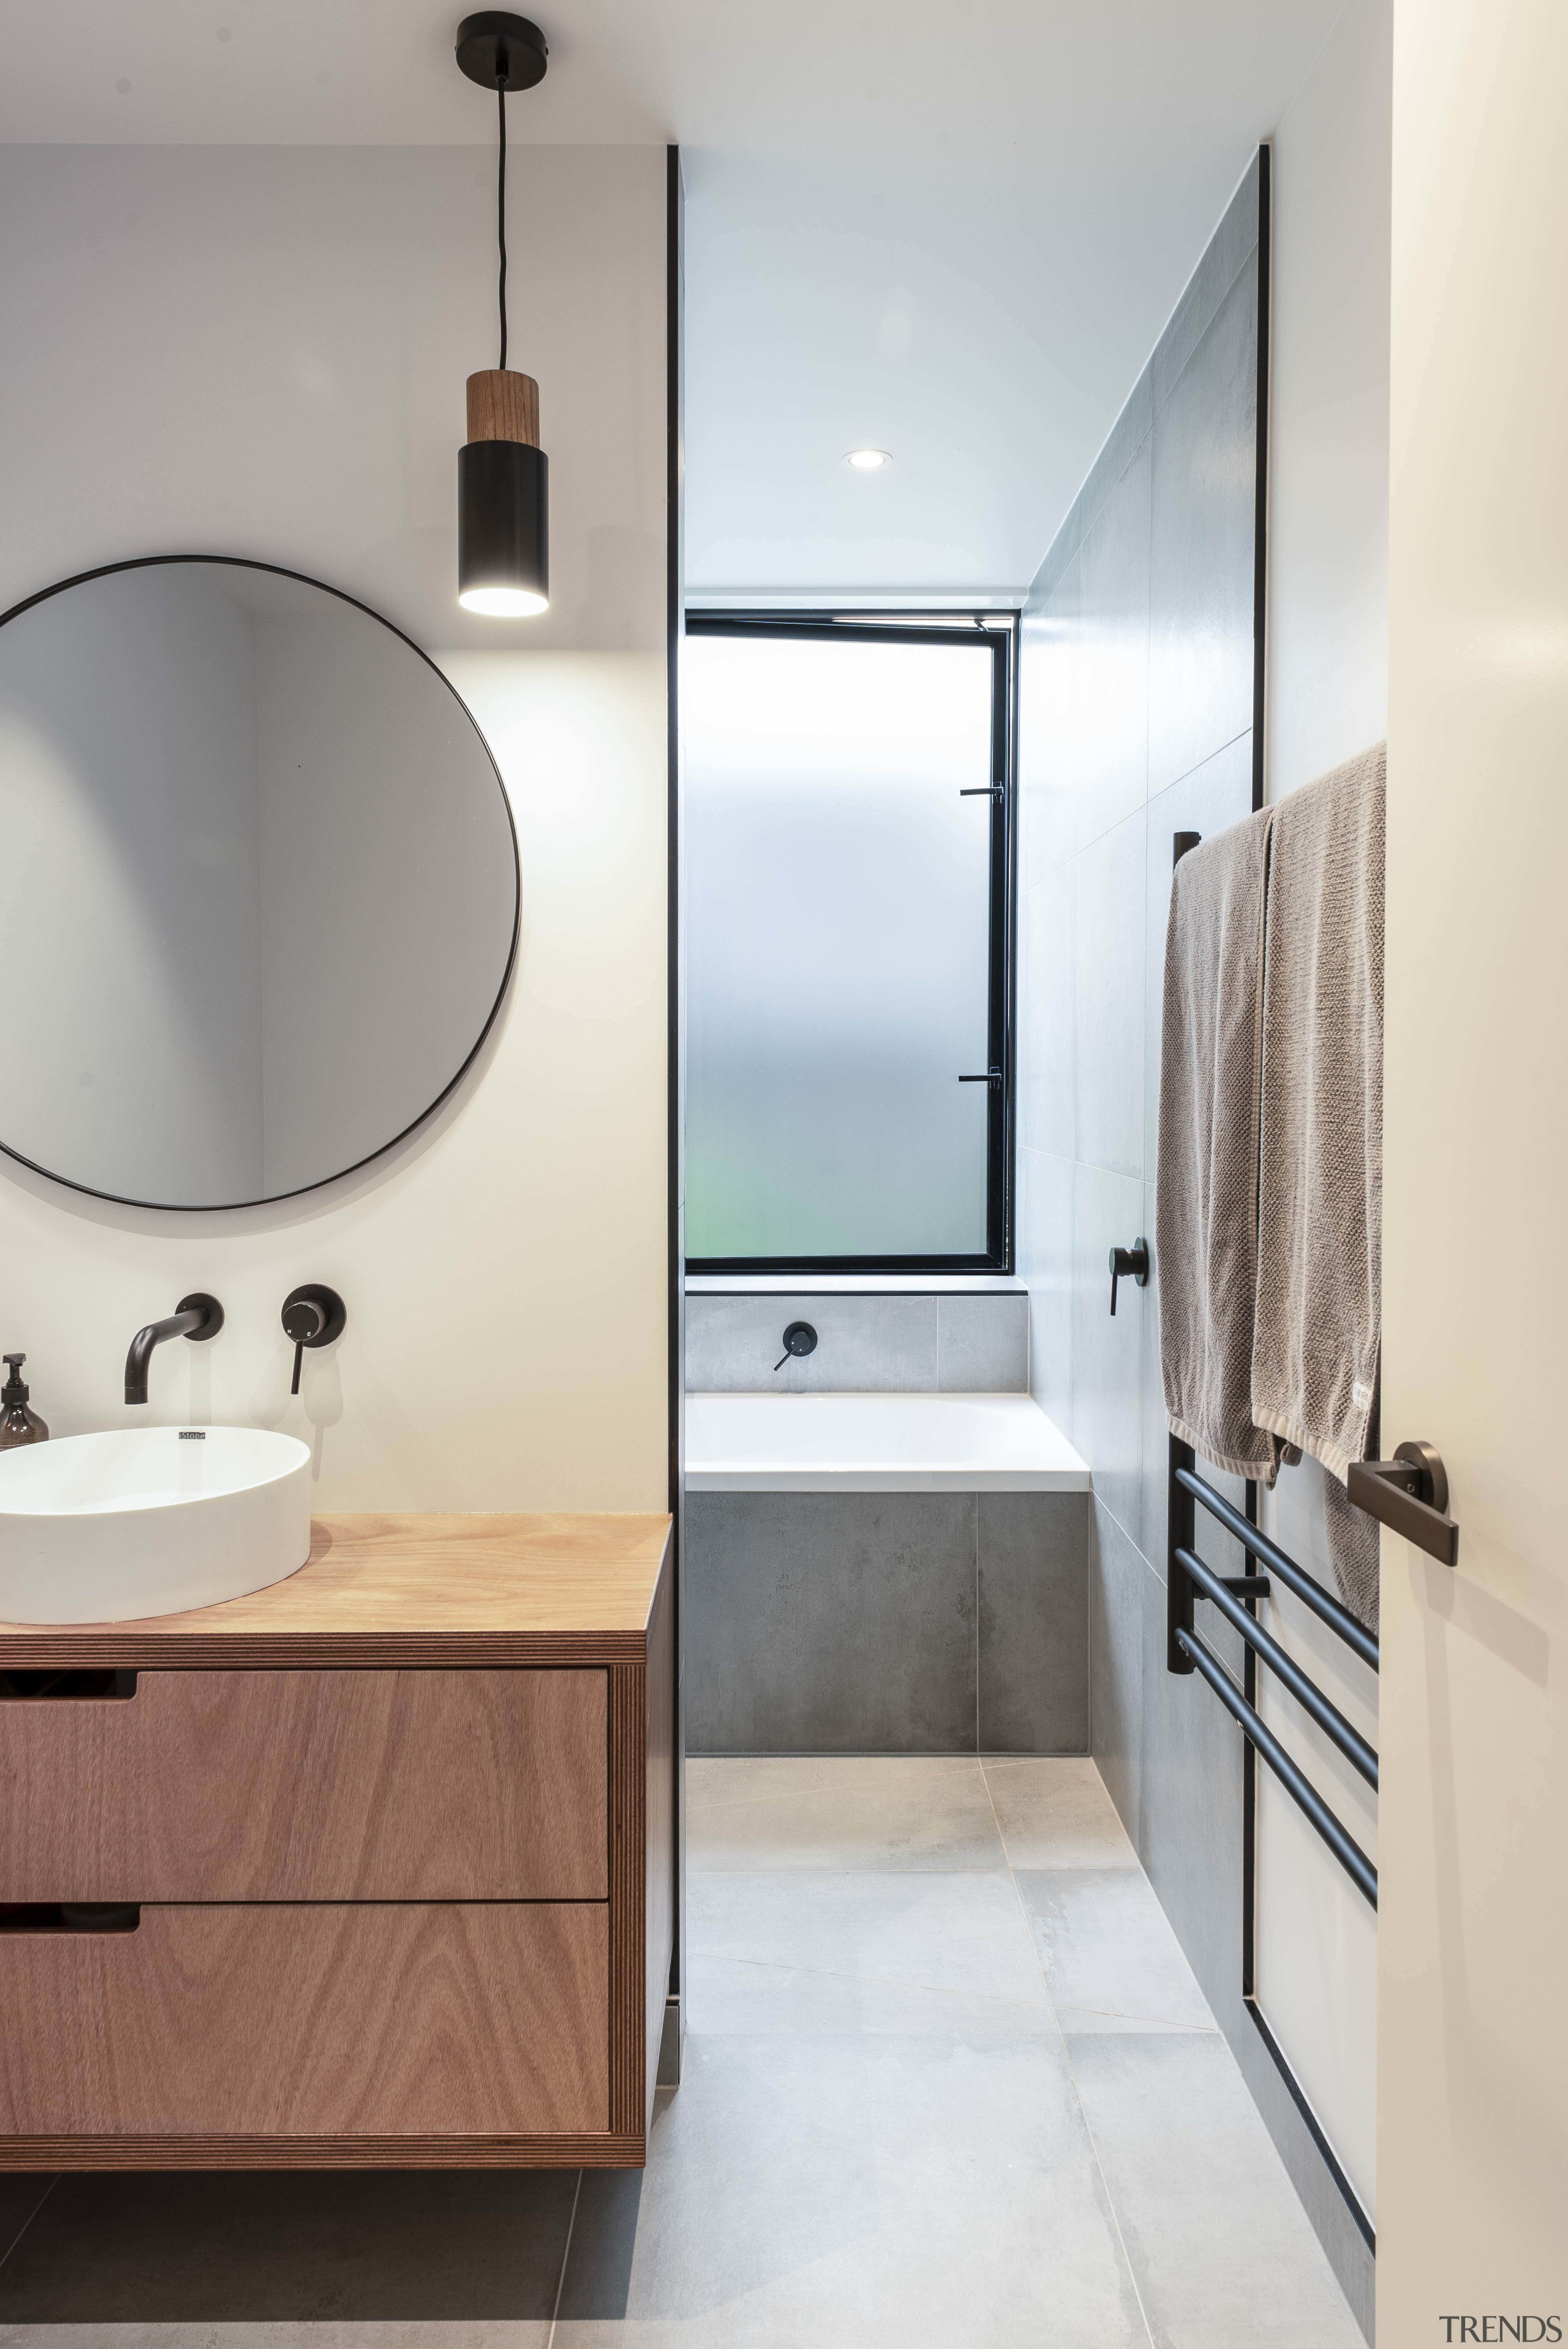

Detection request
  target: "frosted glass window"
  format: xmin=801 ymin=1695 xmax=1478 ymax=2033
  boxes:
xmin=684 ymin=624 xmax=1009 ymax=1265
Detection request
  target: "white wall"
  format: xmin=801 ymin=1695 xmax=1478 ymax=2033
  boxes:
xmin=1258 ymin=0 xmax=1392 ymax=2234
xmin=1382 ymin=0 xmax=1568 ymax=2324
xmin=0 ymin=143 xmax=669 ymax=1511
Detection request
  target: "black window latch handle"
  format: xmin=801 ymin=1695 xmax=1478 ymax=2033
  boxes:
xmin=959 ymin=1068 xmax=1003 ymax=1087
xmin=1109 ymin=1240 xmax=1150 ymax=1316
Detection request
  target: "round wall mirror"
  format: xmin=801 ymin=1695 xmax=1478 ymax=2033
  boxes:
xmin=0 ymin=557 xmax=519 ymax=1209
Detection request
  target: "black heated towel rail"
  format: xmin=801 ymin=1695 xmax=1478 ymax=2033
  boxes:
xmin=1167 ymin=1436 xmax=1378 ymax=1909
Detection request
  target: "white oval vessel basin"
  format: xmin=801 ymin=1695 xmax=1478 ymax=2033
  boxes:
xmin=0 ymin=1427 xmax=312 ymax=1624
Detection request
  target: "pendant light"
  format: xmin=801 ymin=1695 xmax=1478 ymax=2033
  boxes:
xmin=455 ymin=13 xmax=549 ymax=617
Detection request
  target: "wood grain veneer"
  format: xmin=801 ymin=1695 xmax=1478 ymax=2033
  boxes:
xmin=0 ymin=1514 xmax=674 ymax=2173
xmin=643 ymin=1558 xmax=676 ymax=2127
xmin=467 ymin=368 xmax=540 ymax=446
xmin=0 ymin=1513 xmax=671 ymax=1670
xmin=0 ymin=1904 xmax=608 ymax=2139
xmin=0 ymin=1670 xmax=607 ymax=1902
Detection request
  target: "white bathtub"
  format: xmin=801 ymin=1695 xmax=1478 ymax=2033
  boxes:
xmin=685 ymin=1391 xmax=1090 ymax=1493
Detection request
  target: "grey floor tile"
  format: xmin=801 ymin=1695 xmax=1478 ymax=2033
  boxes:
xmin=977 ymin=1491 xmax=1089 ymax=1753
xmin=687 ymin=1868 xmax=1056 ymax=2038
xmin=1065 ymin=2032 xmax=1363 ymax=2347
xmin=0 ymin=2170 xmax=577 ymax=2329
xmin=983 ymin=1755 xmax=1137 ymax=1868
xmin=686 ymin=1756 xmax=1006 ymax=1873
xmin=1016 ymin=1866 xmax=1216 ymax=2034
xmin=0 ymin=2181 xmax=53 ymax=2272
xmin=555 ymin=2032 xmax=1148 ymax=2348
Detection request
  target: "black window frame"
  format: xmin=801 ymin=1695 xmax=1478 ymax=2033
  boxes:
xmin=682 ymin=608 xmax=1017 ymax=1276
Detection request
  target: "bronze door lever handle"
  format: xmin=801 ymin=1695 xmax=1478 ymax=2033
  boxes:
xmin=1347 ymin=1441 xmax=1459 ymax=1567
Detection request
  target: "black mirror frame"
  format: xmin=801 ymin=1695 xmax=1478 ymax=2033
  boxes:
xmin=0 ymin=552 xmax=521 ymax=1213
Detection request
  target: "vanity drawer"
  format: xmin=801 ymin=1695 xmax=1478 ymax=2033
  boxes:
xmin=0 ymin=1902 xmax=609 ymax=2139
xmin=0 ymin=1670 xmax=607 ymax=1901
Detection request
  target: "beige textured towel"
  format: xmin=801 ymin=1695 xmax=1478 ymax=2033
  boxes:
xmin=1156 ymin=805 xmax=1293 ymax=1484
xmin=1250 ymin=743 xmax=1385 ymax=1488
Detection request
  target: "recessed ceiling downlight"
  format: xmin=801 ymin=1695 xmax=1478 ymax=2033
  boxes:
xmin=845 ymin=448 xmax=891 ymax=470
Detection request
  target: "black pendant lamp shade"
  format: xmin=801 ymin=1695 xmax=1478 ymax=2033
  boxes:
xmin=456 ymin=13 xmax=550 ymax=617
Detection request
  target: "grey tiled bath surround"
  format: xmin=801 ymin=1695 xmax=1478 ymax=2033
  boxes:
xmin=1017 ymin=153 xmax=1374 ymax=2339
xmin=685 ymin=1289 xmax=1028 ymax=1393
xmin=685 ymin=1489 xmax=1088 ymax=1755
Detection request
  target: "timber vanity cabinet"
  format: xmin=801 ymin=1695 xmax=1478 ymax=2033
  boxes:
xmin=0 ymin=1513 xmax=674 ymax=2169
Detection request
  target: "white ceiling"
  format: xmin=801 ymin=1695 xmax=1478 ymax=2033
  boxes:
xmin=0 ymin=0 xmax=1344 ymax=598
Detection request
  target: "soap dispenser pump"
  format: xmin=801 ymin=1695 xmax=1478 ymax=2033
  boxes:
xmin=0 ymin=1355 xmax=48 ymax=1449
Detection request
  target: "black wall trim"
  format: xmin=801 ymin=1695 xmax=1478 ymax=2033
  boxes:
xmin=665 ymin=141 xmax=687 ymax=2052
xmin=1251 ymin=140 xmax=1272 ymax=819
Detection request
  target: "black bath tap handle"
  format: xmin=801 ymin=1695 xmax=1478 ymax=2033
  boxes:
xmin=1109 ymin=1240 xmax=1150 ymax=1317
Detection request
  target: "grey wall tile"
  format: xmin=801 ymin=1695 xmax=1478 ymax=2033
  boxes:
xmin=1019 ymin=562 xmax=1082 ymax=886
xmin=1071 ymin=1160 xmax=1147 ymax=1553
xmin=1073 ymin=804 xmax=1147 ymax=1182
xmin=1143 ymin=733 xmax=1256 ymax=1175
xmin=1074 ymin=429 xmax=1152 ymax=854
xmin=937 ymin=1295 xmax=1029 ymax=1392
xmin=1147 ymin=249 xmax=1259 ymax=797
xmin=1090 ymin=1501 xmax=1146 ymax=1849
xmin=1019 ymin=1147 xmax=1074 ymax=1434
xmin=1019 ymin=859 xmax=1074 ymax=1158
xmin=1030 ymin=367 xmax=1155 ymax=616
xmin=977 ymin=1493 xmax=1090 ymax=1753
xmin=1152 ymin=149 xmax=1261 ymax=410
xmin=686 ymin=1292 xmax=938 ymax=1393
xmin=1137 ymin=1548 xmax=1248 ymax=2044
xmin=685 ymin=1491 xmax=978 ymax=1754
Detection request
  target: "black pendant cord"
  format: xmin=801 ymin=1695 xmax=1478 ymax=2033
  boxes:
xmin=497 ymin=83 xmax=508 ymax=371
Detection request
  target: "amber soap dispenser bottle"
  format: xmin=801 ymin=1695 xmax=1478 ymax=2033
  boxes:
xmin=0 ymin=1354 xmax=48 ymax=1449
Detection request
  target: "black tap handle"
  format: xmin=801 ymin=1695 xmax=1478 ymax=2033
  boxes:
xmin=290 ymin=1341 xmax=306 ymax=1397
xmin=1109 ymin=1240 xmax=1150 ymax=1317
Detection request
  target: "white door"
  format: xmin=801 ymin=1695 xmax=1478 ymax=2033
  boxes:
xmin=1381 ymin=0 xmax=1568 ymax=2329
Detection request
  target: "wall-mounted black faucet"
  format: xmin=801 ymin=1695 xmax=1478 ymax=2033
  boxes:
xmin=1108 ymin=1242 xmax=1149 ymax=1318
xmin=774 ymin=1321 xmax=818 ymax=1372
xmin=124 ymin=1294 xmax=224 ymax=1405
xmin=281 ymin=1285 xmax=347 ymax=1395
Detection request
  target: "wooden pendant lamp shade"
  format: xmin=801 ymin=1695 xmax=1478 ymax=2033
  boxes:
xmin=466 ymin=369 xmax=540 ymax=450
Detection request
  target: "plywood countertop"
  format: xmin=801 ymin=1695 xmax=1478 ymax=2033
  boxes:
xmin=0 ymin=1512 xmax=673 ymax=1670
